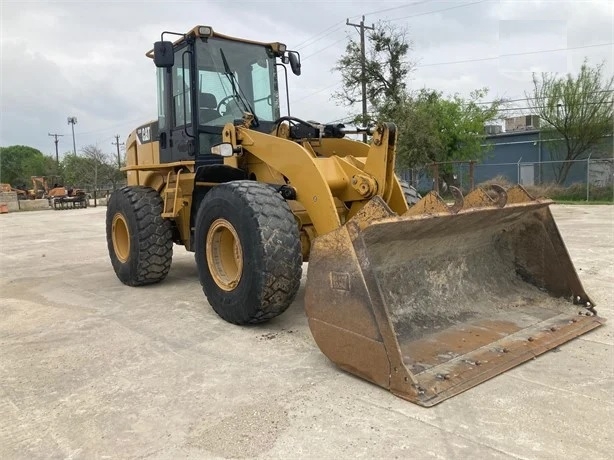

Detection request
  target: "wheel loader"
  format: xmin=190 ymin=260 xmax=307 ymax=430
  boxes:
xmin=106 ymin=25 xmax=603 ymax=407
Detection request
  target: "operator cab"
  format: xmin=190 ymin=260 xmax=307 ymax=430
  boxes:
xmin=149 ymin=26 xmax=301 ymax=166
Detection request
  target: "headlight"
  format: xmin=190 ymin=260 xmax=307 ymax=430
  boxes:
xmin=198 ymin=26 xmax=213 ymax=37
xmin=211 ymin=143 xmax=234 ymax=157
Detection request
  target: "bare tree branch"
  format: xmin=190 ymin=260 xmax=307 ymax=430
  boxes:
xmin=527 ymin=60 xmax=614 ymax=183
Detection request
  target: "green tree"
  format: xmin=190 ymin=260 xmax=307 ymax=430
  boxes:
xmin=0 ymin=145 xmax=53 ymax=186
xmin=61 ymin=145 xmax=124 ymax=192
xmin=100 ymin=163 xmax=125 ymax=190
xmin=333 ymin=22 xmax=414 ymax=123
xmin=61 ymin=153 xmax=93 ymax=188
xmin=528 ymin=60 xmax=614 ymax=184
xmin=393 ymin=89 xmax=503 ymax=177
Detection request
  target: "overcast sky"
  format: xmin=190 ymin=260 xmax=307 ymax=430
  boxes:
xmin=1 ymin=0 xmax=612 ymax=158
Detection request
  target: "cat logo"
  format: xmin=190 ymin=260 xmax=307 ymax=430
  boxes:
xmin=137 ymin=126 xmax=151 ymax=143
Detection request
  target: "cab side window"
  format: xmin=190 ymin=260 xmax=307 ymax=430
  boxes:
xmin=173 ymin=49 xmax=192 ymax=127
xmin=156 ymin=68 xmax=167 ymax=130
xmin=251 ymin=60 xmax=274 ymax=120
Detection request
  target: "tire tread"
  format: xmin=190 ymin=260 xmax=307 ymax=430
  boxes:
xmin=107 ymin=186 xmax=173 ymax=286
xmin=399 ymin=180 xmax=421 ymax=207
xmin=196 ymin=181 xmax=302 ymax=324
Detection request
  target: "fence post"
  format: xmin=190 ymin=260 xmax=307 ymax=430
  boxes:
xmin=433 ymin=163 xmax=439 ymax=192
xmin=517 ymin=157 xmax=522 ymax=184
xmin=469 ymin=161 xmax=475 ymax=191
xmin=537 ymin=133 xmax=543 ymax=185
xmin=586 ymin=154 xmax=592 ymax=202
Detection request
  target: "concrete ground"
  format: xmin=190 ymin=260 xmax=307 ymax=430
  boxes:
xmin=0 ymin=204 xmax=612 ymax=459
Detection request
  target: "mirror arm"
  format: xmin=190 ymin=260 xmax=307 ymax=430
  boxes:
xmin=160 ymin=31 xmax=186 ymax=41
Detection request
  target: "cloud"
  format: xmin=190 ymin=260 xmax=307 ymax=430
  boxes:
xmin=0 ymin=0 xmax=611 ymax=156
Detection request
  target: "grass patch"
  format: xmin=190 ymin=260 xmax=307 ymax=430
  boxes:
xmin=554 ymin=200 xmax=613 ymax=205
xmin=543 ymin=183 xmax=613 ymax=203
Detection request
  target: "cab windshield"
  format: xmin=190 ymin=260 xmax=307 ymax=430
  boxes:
xmin=195 ymin=37 xmax=280 ymax=127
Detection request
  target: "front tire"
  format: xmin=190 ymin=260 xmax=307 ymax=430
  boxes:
xmin=106 ymin=186 xmax=173 ymax=286
xmin=194 ymin=181 xmax=302 ymax=325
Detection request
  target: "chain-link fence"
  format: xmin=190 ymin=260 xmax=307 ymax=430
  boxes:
xmin=398 ymin=157 xmax=614 ymax=202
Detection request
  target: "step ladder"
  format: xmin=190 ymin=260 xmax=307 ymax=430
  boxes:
xmin=161 ymin=169 xmax=183 ymax=218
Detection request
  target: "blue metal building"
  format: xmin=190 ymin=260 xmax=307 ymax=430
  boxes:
xmin=399 ymin=130 xmax=613 ymax=192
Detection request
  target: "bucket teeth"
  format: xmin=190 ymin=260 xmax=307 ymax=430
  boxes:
xmin=461 ymin=184 xmax=507 ymax=209
xmin=506 ymin=184 xmax=537 ymax=204
xmin=403 ymin=191 xmax=452 ymax=217
xmin=448 ymin=186 xmax=464 ymax=213
xmin=405 ymin=183 xmax=515 ymax=217
xmin=404 ymin=186 xmax=465 ymax=217
xmin=406 ymin=184 xmax=546 ymax=217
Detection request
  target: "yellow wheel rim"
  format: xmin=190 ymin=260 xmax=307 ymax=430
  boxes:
xmin=112 ymin=213 xmax=130 ymax=263
xmin=206 ymin=218 xmax=243 ymax=291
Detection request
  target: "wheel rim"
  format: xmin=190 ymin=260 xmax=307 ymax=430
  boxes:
xmin=206 ymin=218 xmax=243 ymax=291
xmin=112 ymin=213 xmax=130 ymax=263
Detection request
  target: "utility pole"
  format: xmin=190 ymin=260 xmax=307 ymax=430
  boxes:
xmin=346 ymin=15 xmax=374 ymax=142
xmin=67 ymin=116 xmax=78 ymax=155
xmin=48 ymin=132 xmax=64 ymax=167
xmin=112 ymin=135 xmax=125 ymax=168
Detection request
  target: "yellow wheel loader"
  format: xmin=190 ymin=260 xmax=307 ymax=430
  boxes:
xmin=106 ymin=25 xmax=603 ymax=406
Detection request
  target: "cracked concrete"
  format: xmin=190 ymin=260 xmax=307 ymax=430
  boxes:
xmin=0 ymin=204 xmax=612 ymax=459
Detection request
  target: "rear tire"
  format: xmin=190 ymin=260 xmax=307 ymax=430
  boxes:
xmin=399 ymin=179 xmax=421 ymax=207
xmin=194 ymin=181 xmax=302 ymax=325
xmin=106 ymin=186 xmax=173 ymax=286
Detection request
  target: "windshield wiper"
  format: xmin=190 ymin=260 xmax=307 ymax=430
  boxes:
xmin=219 ymin=48 xmax=259 ymax=127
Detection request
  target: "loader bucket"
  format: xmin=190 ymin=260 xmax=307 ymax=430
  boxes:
xmin=305 ymin=186 xmax=604 ymax=407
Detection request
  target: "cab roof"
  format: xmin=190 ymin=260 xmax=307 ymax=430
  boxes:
xmin=145 ymin=25 xmax=286 ymax=59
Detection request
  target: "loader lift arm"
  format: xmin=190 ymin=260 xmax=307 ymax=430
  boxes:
xmin=221 ymin=121 xmax=409 ymax=236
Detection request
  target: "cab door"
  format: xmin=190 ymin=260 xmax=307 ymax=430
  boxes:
xmin=158 ymin=45 xmax=197 ymax=163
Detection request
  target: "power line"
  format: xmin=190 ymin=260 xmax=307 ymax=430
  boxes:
xmin=294 ymin=22 xmax=345 ymax=50
xmin=474 ymin=90 xmax=613 ymax=106
xmin=77 ymin=116 xmax=147 ymax=137
xmin=495 ymin=102 xmax=612 ymax=112
xmin=291 ymin=82 xmax=341 ymax=103
xmin=416 ymin=42 xmax=614 ymax=68
xmin=290 ymin=1 xmax=610 ymax=111
xmin=390 ymin=0 xmax=490 ymax=22
xmin=302 ymin=36 xmax=348 ymax=61
xmin=290 ymin=69 xmax=612 ymax=110
xmin=294 ymin=51 xmax=614 ymax=104
xmin=296 ymin=24 xmax=345 ymax=51
xmin=349 ymin=0 xmax=435 ymax=21
xmin=293 ymin=1 xmax=435 ymax=52
xmin=302 ymin=0 xmax=487 ymax=60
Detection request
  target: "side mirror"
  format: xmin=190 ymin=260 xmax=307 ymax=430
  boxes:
xmin=153 ymin=41 xmax=174 ymax=68
xmin=287 ymin=51 xmax=301 ymax=76
xmin=211 ymin=142 xmax=235 ymax=157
